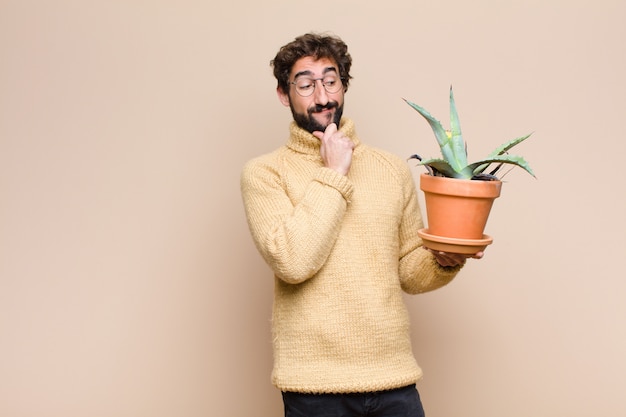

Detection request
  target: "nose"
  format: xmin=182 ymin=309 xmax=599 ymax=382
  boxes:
xmin=312 ymin=79 xmax=329 ymax=105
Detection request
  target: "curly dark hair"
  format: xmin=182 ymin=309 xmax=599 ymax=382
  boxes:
xmin=271 ymin=33 xmax=353 ymax=95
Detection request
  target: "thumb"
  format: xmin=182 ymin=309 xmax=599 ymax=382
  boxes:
xmin=312 ymin=123 xmax=337 ymax=140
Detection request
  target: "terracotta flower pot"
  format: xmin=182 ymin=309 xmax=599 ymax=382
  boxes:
xmin=418 ymin=173 xmax=502 ymax=253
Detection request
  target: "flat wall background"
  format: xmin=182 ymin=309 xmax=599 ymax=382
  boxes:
xmin=1 ymin=1 xmax=624 ymax=416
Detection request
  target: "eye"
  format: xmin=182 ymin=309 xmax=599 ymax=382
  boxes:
xmin=297 ymin=80 xmax=314 ymax=90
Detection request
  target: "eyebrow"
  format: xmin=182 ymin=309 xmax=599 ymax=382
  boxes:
xmin=293 ymin=66 xmax=338 ymax=80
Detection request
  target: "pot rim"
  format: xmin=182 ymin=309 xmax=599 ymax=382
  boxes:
xmin=419 ymin=173 xmax=502 ymax=198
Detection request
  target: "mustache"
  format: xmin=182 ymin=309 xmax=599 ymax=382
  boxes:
xmin=308 ymin=101 xmax=338 ymax=114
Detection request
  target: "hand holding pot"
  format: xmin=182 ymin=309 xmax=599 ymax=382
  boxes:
xmin=429 ymin=249 xmax=484 ymax=267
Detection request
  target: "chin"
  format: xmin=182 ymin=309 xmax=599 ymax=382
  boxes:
xmin=315 ymin=114 xmax=334 ymax=127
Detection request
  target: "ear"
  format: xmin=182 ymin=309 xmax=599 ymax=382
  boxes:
xmin=276 ymin=87 xmax=290 ymax=107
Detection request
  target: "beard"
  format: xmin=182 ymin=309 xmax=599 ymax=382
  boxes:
xmin=290 ymin=101 xmax=344 ymax=134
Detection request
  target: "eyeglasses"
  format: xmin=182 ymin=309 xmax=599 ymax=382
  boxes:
xmin=290 ymin=75 xmax=343 ymax=97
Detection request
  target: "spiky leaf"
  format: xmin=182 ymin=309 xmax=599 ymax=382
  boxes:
xmin=447 ymin=87 xmax=468 ymax=170
xmin=487 ymin=133 xmax=533 ymax=158
xmin=403 ymin=98 xmax=467 ymax=173
xmin=405 ymin=89 xmax=535 ymax=181
xmin=468 ymin=155 xmax=535 ymax=178
xmin=418 ymin=158 xmax=473 ymax=179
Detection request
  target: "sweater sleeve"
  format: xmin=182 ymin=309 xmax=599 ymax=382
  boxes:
xmin=241 ymin=157 xmax=354 ymax=284
xmin=396 ymin=164 xmax=464 ymax=294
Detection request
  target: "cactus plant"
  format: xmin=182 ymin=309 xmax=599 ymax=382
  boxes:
xmin=404 ymin=87 xmax=535 ymax=180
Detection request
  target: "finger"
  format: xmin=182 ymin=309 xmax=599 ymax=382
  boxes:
xmin=313 ymin=123 xmax=337 ymax=140
xmin=324 ymin=123 xmax=338 ymax=136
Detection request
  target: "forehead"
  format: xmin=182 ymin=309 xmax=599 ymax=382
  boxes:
xmin=290 ymin=56 xmax=339 ymax=79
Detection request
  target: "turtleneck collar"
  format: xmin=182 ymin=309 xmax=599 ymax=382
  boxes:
xmin=286 ymin=118 xmax=360 ymax=156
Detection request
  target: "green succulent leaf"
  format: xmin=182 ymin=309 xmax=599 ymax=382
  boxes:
xmin=405 ymin=89 xmax=535 ymax=181
xmin=418 ymin=158 xmax=473 ymax=179
xmin=447 ymin=87 xmax=468 ymax=169
xmin=403 ymin=98 xmax=448 ymax=145
xmin=487 ymin=133 xmax=533 ymax=158
xmin=404 ymin=95 xmax=468 ymax=174
xmin=468 ymin=155 xmax=536 ymax=178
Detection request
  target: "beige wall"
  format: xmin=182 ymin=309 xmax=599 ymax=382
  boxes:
xmin=1 ymin=1 xmax=624 ymax=416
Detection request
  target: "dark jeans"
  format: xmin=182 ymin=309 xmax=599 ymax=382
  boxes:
xmin=282 ymin=384 xmax=426 ymax=417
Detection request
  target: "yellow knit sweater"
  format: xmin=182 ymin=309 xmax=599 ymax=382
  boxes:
xmin=241 ymin=118 xmax=463 ymax=394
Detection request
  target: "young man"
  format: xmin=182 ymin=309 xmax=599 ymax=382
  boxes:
xmin=241 ymin=33 xmax=482 ymax=417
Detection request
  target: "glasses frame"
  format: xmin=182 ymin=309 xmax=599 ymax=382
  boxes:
xmin=290 ymin=76 xmax=344 ymax=97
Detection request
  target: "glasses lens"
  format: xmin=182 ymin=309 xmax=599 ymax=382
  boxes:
xmin=323 ymin=77 xmax=342 ymax=93
xmin=295 ymin=79 xmax=315 ymax=97
xmin=293 ymin=76 xmax=342 ymax=97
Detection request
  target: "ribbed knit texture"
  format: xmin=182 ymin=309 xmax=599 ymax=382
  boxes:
xmin=241 ymin=118 xmax=463 ymax=394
